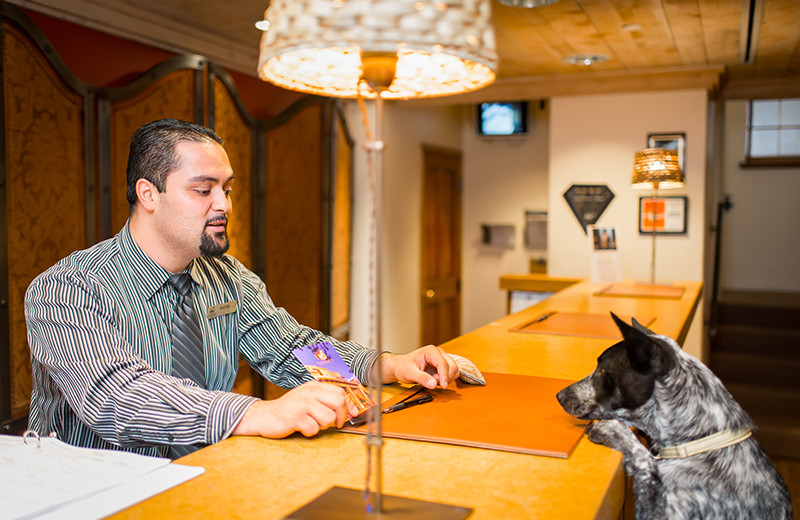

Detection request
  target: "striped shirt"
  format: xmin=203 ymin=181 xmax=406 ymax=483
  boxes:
xmin=25 ymin=221 xmax=378 ymax=458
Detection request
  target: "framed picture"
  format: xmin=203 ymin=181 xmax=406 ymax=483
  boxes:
xmin=648 ymin=132 xmax=686 ymax=172
xmin=639 ymin=196 xmax=688 ymax=234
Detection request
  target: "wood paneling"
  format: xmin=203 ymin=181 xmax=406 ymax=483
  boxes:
xmin=107 ymin=70 xmax=196 ymax=235
xmin=330 ymin=111 xmax=352 ymax=340
xmin=2 ymin=21 xmax=87 ymax=417
xmin=211 ymin=77 xmax=253 ymax=269
xmin=0 ymin=5 xmax=351 ymax=426
xmin=264 ymin=102 xmax=324 ymax=330
xmin=9 ymin=0 xmax=800 ymax=100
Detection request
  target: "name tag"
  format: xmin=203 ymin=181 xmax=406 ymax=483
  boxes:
xmin=207 ymin=300 xmax=237 ymax=319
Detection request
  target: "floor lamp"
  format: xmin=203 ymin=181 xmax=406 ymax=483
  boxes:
xmin=256 ymin=1 xmax=497 ymax=517
xmin=631 ymin=148 xmax=684 ymax=284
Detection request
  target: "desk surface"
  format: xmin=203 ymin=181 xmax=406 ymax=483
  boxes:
xmin=110 ymin=280 xmax=701 ymax=520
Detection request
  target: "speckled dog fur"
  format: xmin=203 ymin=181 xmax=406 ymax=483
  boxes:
xmin=557 ymin=313 xmax=792 ymax=520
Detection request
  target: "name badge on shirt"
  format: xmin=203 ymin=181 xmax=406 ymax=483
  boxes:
xmin=207 ymin=300 xmax=237 ymax=319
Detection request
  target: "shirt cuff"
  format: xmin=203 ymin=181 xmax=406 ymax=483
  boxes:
xmin=205 ymin=392 xmax=260 ymax=444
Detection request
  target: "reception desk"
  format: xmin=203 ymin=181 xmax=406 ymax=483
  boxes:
xmin=110 ymin=279 xmax=701 ymax=520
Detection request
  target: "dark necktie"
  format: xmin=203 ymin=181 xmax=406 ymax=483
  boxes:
xmin=167 ymin=273 xmax=206 ymax=459
xmin=168 ymin=273 xmax=206 ymax=387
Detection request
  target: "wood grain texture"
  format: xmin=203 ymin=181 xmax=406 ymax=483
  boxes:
xmin=3 ymin=23 xmax=86 ymax=417
xmin=109 ymin=71 xmax=195 ymax=234
xmin=264 ymin=103 xmax=323 ymax=330
xmin=330 ymin=114 xmax=351 ymax=339
xmin=212 ymin=78 xmax=253 ymax=269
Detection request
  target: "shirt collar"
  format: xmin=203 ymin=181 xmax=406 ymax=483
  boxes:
xmin=117 ymin=220 xmax=202 ymax=300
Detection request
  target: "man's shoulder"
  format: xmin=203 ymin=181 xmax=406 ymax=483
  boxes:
xmin=34 ymin=237 xmax=120 ymax=284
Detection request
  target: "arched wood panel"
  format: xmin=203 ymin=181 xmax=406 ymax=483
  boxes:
xmin=264 ymin=102 xmax=324 ymax=330
xmin=103 ymin=64 xmax=200 ymax=237
xmin=210 ymin=76 xmax=253 ymax=269
xmin=2 ymin=22 xmax=87 ymax=418
xmin=330 ymin=109 xmax=353 ymax=340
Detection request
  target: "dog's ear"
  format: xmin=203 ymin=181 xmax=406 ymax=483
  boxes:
xmin=611 ymin=312 xmax=673 ymax=375
xmin=630 ymin=316 xmax=656 ymax=336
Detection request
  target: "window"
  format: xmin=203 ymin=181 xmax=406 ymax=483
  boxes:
xmin=744 ymin=98 xmax=800 ymax=167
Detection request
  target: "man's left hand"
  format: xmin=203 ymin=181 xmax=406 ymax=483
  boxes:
xmin=380 ymin=346 xmax=459 ymax=389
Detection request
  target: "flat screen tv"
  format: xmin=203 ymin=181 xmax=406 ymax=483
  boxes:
xmin=476 ymin=101 xmax=529 ymax=136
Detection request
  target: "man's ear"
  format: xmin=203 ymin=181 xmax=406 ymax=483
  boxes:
xmin=135 ymin=179 xmax=158 ymax=212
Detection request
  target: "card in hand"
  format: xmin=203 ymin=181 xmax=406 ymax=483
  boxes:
xmin=293 ymin=342 xmax=375 ymax=417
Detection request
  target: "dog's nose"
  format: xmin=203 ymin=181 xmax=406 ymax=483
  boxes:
xmin=556 ymin=387 xmax=570 ymax=407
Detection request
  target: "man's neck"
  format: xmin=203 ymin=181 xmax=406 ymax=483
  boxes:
xmin=128 ymin=213 xmax=191 ymax=274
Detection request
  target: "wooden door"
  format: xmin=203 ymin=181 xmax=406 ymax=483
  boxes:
xmin=421 ymin=146 xmax=462 ymax=346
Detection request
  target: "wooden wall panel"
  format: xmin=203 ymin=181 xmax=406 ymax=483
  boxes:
xmin=1 ymin=7 xmax=353 ymax=422
xmin=3 ymin=22 xmax=86 ymax=417
xmin=108 ymin=71 xmax=196 ymax=235
xmin=265 ymin=104 xmax=323 ymax=329
xmin=330 ymin=113 xmax=352 ymax=340
xmin=212 ymin=78 xmax=253 ymax=269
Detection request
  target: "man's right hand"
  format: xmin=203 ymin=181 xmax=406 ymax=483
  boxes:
xmin=232 ymin=381 xmax=359 ymax=438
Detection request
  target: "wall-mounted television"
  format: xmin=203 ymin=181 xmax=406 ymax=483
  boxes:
xmin=476 ymin=101 xmax=529 ymax=136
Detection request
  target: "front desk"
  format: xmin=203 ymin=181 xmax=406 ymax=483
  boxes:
xmin=110 ymin=279 xmax=701 ymax=520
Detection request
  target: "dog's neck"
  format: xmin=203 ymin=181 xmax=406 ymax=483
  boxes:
xmin=654 ymin=427 xmax=753 ymax=460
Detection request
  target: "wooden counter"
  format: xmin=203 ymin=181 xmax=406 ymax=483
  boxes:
xmin=110 ymin=279 xmax=701 ymax=520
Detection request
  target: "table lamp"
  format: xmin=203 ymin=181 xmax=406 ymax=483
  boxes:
xmin=631 ymin=147 xmax=684 ymax=284
xmin=257 ymin=1 xmax=497 ymax=517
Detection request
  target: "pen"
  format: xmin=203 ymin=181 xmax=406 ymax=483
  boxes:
xmin=532 ymin=311 xmax=556 ymax=324
xmin=382 ymin=394 xmax=433 ymax=414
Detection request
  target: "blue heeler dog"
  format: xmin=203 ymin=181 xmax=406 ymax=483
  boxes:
xmin=556 ymin=313 xmax=792 ymax=519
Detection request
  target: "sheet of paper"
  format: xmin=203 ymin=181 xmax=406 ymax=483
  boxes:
xmin=0 ymin=434 xmax=203 ymax=520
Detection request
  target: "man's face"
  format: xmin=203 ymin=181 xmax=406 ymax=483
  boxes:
xmin=155 ymin=140 xmax=234 ymax=262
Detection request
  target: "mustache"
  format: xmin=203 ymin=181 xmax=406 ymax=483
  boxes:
xmin=205 ymin=216 xmax=228 ymax=227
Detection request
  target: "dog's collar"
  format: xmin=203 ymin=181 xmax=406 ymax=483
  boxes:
xmin=655 ymin=428 xmax=752 ymax=460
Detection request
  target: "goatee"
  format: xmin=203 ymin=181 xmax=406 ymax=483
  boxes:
xmin=200 ymin=230 xmax=229 ymax=257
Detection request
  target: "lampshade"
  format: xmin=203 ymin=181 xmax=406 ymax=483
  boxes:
xmin=631 ymin=148 xmax=684 ymax=190
xmin=257 ymin=0 xmax=498 ymax=100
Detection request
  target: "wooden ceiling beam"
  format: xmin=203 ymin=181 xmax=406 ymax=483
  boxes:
xmin=405 ymin=65 xmax=725 ymax=106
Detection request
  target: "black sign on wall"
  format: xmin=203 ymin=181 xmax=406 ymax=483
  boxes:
xmin=563 ymin=185 xmax=615 ymax=234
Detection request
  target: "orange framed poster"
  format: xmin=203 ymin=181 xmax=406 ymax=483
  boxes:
xmin=639 ymin=196 xmax=687 ymax=234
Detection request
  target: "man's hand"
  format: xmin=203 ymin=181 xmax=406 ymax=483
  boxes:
xmin=380 ymin=345 xmax=459 ymax=389
xmin=232 ymin=381 xmax=360 ymax=438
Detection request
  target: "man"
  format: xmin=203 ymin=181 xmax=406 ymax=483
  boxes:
xmin=25 ymin=118 xmax=458 ymax=458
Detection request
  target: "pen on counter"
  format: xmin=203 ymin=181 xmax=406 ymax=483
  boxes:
xmin=382 ymin=394 xmax=433 ymax=414
xmin=532 ymin=311 xmax=556 ymax=324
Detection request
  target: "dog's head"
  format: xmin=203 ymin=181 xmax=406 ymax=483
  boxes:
xmin=556 ymin=312 xmax=677 ymax=421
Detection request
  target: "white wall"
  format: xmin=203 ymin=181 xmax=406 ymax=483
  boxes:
xmin=548 ymin=90 xmax=708 ymax=359
xmin=548 ymin=90 xmax=707 ymax=282
xmin=720 ymin=101 xmax=800 ymax=292
xmin=345 ymin=100 xmax=463 ymax=353
xmin=460 ymin=102 xmax=550 ymax=334
xmin=346 ymin=90 xmax=711 ymax=360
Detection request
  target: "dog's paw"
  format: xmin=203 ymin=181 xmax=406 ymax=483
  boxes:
xmin=586 ymin=419 xmax=636 ymax=448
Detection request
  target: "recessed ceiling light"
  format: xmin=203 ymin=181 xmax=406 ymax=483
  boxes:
xmin=565 ymin=54 xmax=608 ymax=66
xmin=621 ymin=23 xmax=642 ymax=32
xmin=255 ymin=19 xmax=270 ymax=31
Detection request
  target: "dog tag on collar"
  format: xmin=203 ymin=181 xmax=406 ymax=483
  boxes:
xmin=207 ymin=300 xmax=237 ymax=319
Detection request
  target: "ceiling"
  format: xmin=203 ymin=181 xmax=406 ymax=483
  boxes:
xmin=8 ymin=0 xmax=800 ymax=103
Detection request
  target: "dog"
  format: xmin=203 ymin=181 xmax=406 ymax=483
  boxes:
xmin=556 ymin=313 xmax=792 ymax=519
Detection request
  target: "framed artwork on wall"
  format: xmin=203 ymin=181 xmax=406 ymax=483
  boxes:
xmin=647 ymin=132 xmax=686 ymax=172
xmin=639 ymin=196 xmax=688 ymax=235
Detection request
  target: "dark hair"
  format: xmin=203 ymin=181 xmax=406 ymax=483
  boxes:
xmin=125 ymin=118 xmax=223 ymax=210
